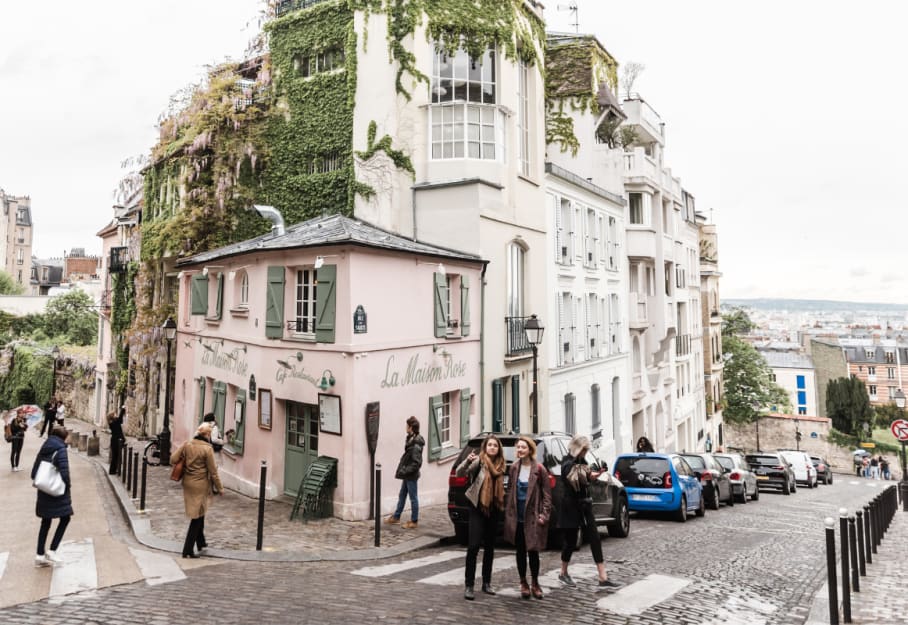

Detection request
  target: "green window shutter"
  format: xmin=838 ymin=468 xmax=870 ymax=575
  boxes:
xmin=213 ymin=381 xmax=226 ymax=433
xmin=315 ymin=264 xmax=337 ymax=343
xmin=459 ymin=387 xmax=471 ymax=446
xmin=433 ymin=272 xmax=448 ymax=338
xmin=214 ymin=272 xmax=224 ymax=319
xmin=492 ymin=379 xmax=503 ymax=433
xmin=191 ymin=274 xmax=209 ymax=315
xmin=265 ymin=266 xmax=285 ymax=338
xmin=511 ymin=375 xmax=520 ymax=433
xmin=197 ymin=378 xmax=206 ymax=423
xmin=460 ymin=276 xmax=470 ymax=336
xmin=234 ymin=389 xmax=246 ymax=455
xmin=428 ymin=394 xmax=443 ymax=460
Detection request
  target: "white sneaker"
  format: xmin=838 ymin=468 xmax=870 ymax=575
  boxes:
xmin=35 ymin=555 xmax=50 ymax=567
xmin=45 ymin=550 xmax=63 ymax=564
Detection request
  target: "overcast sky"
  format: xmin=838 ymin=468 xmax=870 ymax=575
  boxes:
xmin=2 ymin=1 xmax=905 ymax=303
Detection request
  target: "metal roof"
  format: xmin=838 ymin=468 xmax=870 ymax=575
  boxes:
xmin=760 ymin=350 xmax=814 ymax=369
xmin=176 ymin=213 xmax=484 ymax=267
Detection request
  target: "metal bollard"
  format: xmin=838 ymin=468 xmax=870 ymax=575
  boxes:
xmin=839 ymin=508 xmax=851 ymax=623
xmin=140 ymin=458 xmax=147 ymax=512
xmin=863 ymin=505 xmax=872 ymax=564
xmin=131 ymin=450 xmax=139 ymax=499
xmin=374 ymin=463 xmax=382 ymax=547
xmin=874 ymin=496 xmax=882 ymax=548
xmin=868 ymin=500 xmax=878 ymax=554
xmin=855 ymin=510 xmax=866 ymax=576
xmin=848 ymin=516 xmax=859 ymax=592
xmin=256 ymin=461 xmax=267 ymax=551
xmin=125 ymin=446 xmax=132 ymax=486
xmin=825 ymin=518 xmax=839 ymax=625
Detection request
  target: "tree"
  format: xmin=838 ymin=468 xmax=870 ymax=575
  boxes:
xmin=620 ymin=62 xmax=645 ymax=99
xmin=722 ymin=335 xmax=791 ymax=423
xmin=43 ymin=289 xmax=97 ymax=346
xmin=0 ymin=270 xmax=25 ymax=295
xmin=872 ymin=402 xmax=903 ymax=430
xmin=826 ymin=376 xmax=872 ymax=436
xmin=721 ymin=307 xmax=755 ymax=338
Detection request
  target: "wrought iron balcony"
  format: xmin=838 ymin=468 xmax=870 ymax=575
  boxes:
xmin=505 ymin=316 xmax=532 ymax=356
xmin=676 ymin=333 xmax=691 ymax=357
xmin=275 ymin=0 xmax=331 ymax=17
xmin=109 ymin=247 xmax=129 ymax=274
xmin=100 ymin=290 xmax=112 ymax=312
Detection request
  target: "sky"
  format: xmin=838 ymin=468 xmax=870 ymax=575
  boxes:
xmin=1 ymin=1 xmax=906 ymax=303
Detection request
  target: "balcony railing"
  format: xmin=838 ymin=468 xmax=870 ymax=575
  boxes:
xmin=676 ymin=333 xmax=691 ymax=357
xmin=275 ymin=0 xmax=331 ymax=17
xmin=109 ymin=247 xmax=129 ymax=274
xmin=505 ymin=316 xmax=532 ymax=356
xmin=100 ymin=290 xmax=111 ymax=312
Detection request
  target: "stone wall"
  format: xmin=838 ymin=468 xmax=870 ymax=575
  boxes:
xmin=54 ymin=356 xmax=101 ymax=429
xmin=809 ymin=338 xmax=848 ymax=419
xmin=724 ymin=414 xmax=848 ymax=473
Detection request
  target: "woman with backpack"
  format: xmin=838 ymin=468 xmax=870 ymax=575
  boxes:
xmin=503 ymin=436 xmax=552 ymax=600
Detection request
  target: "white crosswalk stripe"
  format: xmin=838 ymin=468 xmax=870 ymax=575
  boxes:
xmin=352 ymin=550 xmax=463 ymax=577
xmin=49 ymin=539 xmax=98 ymax=602
xmin=128 ymin=547 xmax=187 ymax=586
xmin=596 ymin=573 xmax=690 ymax=615
xmin=0 ymin=552 xmax=7 ymax=581
xmin=419 ymin=557 xmax=516 ymax=586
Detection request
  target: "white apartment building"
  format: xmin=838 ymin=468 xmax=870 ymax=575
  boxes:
xmin=0 ymin=189 xmax=34 ymax=289
xmin=761 ymin=350 xmax=819 ymax=416
xmin=699 ymin=216 xmax=725 ymax=449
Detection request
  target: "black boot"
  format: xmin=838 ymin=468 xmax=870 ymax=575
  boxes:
xmin=464 ymin=585 xmax=475 ymax=600
xmin=482 ymin=582 xmax=496 ymax=595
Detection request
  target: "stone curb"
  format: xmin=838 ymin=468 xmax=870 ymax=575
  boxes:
xmin=75 ymin=434 xmax=444 ymax=563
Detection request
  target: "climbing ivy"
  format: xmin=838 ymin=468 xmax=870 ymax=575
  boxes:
xmin=0 ymin=345 xmax=54 ymax=407
xmin=357 ymin=120 xmax=414 ymax=174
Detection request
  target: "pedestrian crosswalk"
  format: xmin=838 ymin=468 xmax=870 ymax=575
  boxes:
xmin=0 ymin=541 xmax=187 ymax=607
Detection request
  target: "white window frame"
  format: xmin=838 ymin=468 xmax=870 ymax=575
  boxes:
xmin=240 ymin=271 xmax=249 ymax=307
xmin=517 ymin=59 xmax=530 ymax=176
xmin=293 ymin=268 xmax=318 ymax=338
xmin=440 ymin=391 xmax=452 ymax=446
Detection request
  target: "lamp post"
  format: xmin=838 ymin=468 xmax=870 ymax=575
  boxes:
xmin=50 ymin=345 xmax=60 ymax=401
xmin=894 ymin=389 xmax=908 ymax=510
xmin=794 ymin=418 xmax=801 ymax=451
xmin=523 ymin=315 xmax=544 ymax=433
xmin=160 ymin=317 xmax=177 ymax=466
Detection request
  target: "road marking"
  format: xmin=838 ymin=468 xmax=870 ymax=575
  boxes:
xmin=596 ymin=573 xmax=690 ymax=615
xmin=128 ymin=547 xmax=186 ymax=586
xmin=352 ymin=551 xmax=464 ymax=577
xmin=0 ymin=552 xmax=7 ymax=581
xmin=49 ymin=539 xmax=97 ymax=602
xmin=419 ymin=557 xmax=515 ymax=585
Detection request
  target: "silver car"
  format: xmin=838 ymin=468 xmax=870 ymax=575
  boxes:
xmin=714 ymin=453 xmax=759 ymax=503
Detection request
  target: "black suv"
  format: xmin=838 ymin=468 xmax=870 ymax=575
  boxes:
xmin=745 ymin=452 xmax=797 ymax=495
xmin=447 ymin=432 xmax=630 ymax=545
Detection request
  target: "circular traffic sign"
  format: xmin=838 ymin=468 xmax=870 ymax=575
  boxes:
xmin=891 ymin=419 xmax=908 ymax=442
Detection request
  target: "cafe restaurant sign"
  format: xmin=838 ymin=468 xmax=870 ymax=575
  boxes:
xmin=380 ymin=353 xmax=466 ymax=389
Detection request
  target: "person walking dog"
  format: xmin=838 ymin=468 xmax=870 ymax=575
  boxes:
xmin=558 ymin=435 xmax=620 ymax=589
xmin=31 ymin=425 xmax=72 ymax=566
xmin=171 ymin=422 xmax=222 ymax=558
xmin=503 ymin=436 xmax=552 ymax=600
xmin=386 ymin=416 xmax=424 ymax=529
xmin=456 ymin=435 xmax=506 ymax=600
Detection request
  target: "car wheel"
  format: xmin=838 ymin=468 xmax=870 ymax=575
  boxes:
xmin=708 ymin=485 xmax=720 ymax=510
xmin=675 ymin=495 xmax=688 ymax=523
xmin=738 ymin=485 xmax=747 ymax=504
xmin=726 ymin=486 xmax=734 ymax=507
xmin=807 ymin=477 xmax=814 ymax=489
xmin=791 ymin=479 xmax=797 ymax=493
xmin=782 ymin=480 xmax=791 ymax=495
xmin=751 ymin=484 xmax=759 ymax=501
xmin=454 ymin=523 xmax=469 ymax=546
xmin=695 ymin=493 xmax=706 ymax=517
xmin=607 ymin=497 xmax=630 ymax=538
xmin=828 ymin=474 xmax=833 ymax=485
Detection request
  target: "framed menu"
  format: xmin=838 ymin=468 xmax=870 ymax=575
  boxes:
xmin=319 ymin=393 xmax=341 ymax=435
xmin=258 ymin=388 xmax=272 ymax=430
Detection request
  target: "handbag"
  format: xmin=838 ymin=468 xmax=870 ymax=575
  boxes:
xmin=170 ymin=446 xmax=185 ymax=482
xmin=33 ymin=451 xmax=66 ymax=496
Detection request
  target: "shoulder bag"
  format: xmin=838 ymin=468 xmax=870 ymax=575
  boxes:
xmin=170 ymin=445 xmax=186 ymax=482
xmin=33 ymin=451 xmax=66 ymax=496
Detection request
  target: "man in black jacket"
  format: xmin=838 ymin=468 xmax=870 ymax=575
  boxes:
xmin=386 ymin=416 xmax=424 ymax=529
xmin=40 ymin=399 xmax=58 ymax=438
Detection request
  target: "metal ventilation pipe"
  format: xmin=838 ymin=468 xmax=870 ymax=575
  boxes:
xmin=254 ymin=204 xmax=286 ymax=237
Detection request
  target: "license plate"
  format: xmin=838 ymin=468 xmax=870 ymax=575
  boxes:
xmin=632 ymin=494 xmax=659 ymax=502
xmin=756 ymin=475 xmax=769 ymax=481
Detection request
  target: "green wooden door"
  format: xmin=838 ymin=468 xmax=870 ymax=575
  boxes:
xmin=284 ymin=401 xmax=320 ymax=496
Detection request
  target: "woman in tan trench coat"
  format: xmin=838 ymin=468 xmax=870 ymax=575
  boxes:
xmin=503 ymin=436 xmax=552 ymax=600
xmin=171 ymin=422 xmax=222 ymax=558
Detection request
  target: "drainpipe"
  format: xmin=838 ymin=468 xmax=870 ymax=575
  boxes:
xmin=411 ymin=186 xmax=418 ymax=241
xmin=480 ymin=262 xmax=487 ymax=432
xmin=254 ymin=204 xmax=286 ymax=237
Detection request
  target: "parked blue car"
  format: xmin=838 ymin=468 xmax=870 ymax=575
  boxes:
xmin=613 ymin=452 xmax=705 ymax=522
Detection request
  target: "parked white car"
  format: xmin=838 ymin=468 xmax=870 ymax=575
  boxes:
xmin=778 ymin=450 xmax=818 ymax=488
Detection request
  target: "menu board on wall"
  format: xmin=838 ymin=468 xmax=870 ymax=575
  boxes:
xmin=319 ymin=393 xmax=342 ymax=435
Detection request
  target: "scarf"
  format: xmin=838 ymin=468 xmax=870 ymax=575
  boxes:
xmin=478 ymin=452 xmax=506 ymax=515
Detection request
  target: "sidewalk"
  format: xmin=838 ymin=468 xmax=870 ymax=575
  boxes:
xmin=64 ymin=419 xmax=451 ymax=562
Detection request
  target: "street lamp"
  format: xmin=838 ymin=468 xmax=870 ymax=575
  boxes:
xmin=160 ymin=317 xmax=177 ymax=466
xmin=751 ymin=401 xmax=762 ymax=452
xmin=794 ymin=418 xmax=801 ymax=451
xmin=894 ymin=389 xmax=908 ymax=511
xmin=524 ymin=315 xmax=544 ymax=433
xmin=50 ymin=345 xmax=60 ymax=401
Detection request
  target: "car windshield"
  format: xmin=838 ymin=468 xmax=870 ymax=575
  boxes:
xmin=682 ymin=455 xmax=705 ymax=470
xmin=746 ymin=455 xmax=781 ymax=467
xmin=780 ymin=452 xmax=804 ymax=464
xmin=715 ymin=455 xmax=734 ymax=471
xmin=614 ymin=456 xmax=669 ymax=489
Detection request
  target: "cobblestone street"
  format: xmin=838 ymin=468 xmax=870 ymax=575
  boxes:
xmin=4 ymin=472 xmax=902 ymax=624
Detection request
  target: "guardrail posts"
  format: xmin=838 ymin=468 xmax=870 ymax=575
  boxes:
xmin=854 ymin=510 xmax=866 ymax=576
xmin=839 ymin=508 xmax=851 ymax=623
xmin=847 ymin=515 xmax=859 ymax=592
xmin=125 ymin=446 xmax=132 ymax=486
xmin=374 ymin=463 xmax=382 ymax=547
xmin=862 ymin=504 xmax=872 ymax=564
xmin=256 ymin=461 xmax=267 ymax=551
xmin=131 ymin=450 xmax=139 ymax=499
xmin=139 ymin=457 xmax=147 ymax=512
xmin=868 ymin=500 xmax=878 ymax=555
xmin=825 ymin=517 xmax=839 ymax=625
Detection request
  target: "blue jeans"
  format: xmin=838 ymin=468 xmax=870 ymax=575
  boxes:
xmin=393 ymin=479 xmax=418 ymax=521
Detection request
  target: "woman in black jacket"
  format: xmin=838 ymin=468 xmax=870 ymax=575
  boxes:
xmin=31 ymin=425 xmax=73 ymax=567
xmin=386 ymin=416 xmax=424 ymax=529
xmin=557 ymin=435 xmax=619 ymax=589
xmin=9 ymin=409 xmax=28 ymax=471
xmin=107 ymin=409 xmax=125 ymax=475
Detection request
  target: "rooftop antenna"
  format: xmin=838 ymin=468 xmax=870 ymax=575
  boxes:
xmin=709 ymin=207 xmax=715 ymax=223
xmin=557 ymin=1 xmax=579 ymax=33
